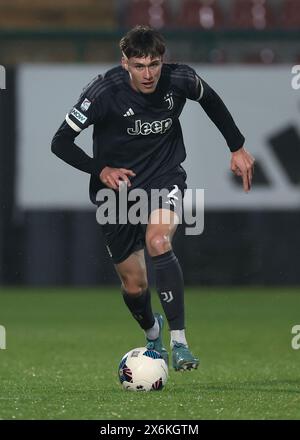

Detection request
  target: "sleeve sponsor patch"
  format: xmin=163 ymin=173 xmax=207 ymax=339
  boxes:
xmin=80 ymin=98 xmax=91 ymax=111
xmin=70 ymin=107 xmax=88 ymax=124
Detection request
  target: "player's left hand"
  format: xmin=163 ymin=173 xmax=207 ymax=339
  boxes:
xmin=230 ymin=147 xmax=255 ymax=192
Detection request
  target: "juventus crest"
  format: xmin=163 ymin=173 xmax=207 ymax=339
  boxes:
xmin=164 ymin=92 xmax=174 ymax=110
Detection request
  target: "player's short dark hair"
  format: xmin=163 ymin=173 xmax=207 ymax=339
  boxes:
xmin=120 ymin=25 xmax=166 ymax=59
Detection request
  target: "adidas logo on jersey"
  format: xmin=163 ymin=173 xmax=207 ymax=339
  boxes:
xmin=123 ymin=108 xmax=134 ymax=117
xmin=127 ymin=118 xmax=172 ymax=136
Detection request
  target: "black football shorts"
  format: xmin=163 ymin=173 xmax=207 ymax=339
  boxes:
xmin=97 ymin=168 xmax=187 ymax=264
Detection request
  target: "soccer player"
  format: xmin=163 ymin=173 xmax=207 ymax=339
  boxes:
xmin=51 ymin=25 xmax=254 ymax=371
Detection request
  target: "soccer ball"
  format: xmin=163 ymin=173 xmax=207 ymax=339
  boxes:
xmin=118 ymin=347 xmax=168 ymax=391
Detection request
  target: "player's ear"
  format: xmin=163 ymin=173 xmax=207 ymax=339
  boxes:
xmin=121 ymin=55 xmax=128 ymax=71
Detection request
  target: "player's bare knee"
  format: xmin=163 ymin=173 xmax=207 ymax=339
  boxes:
xmin=146 ymin=234 xmax=171 ymax=257
xmin=121 ymin=274 xmax=148 ymax=295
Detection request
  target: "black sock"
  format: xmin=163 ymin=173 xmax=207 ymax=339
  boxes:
xmin=122 ymin=288 xmax=155 ymax=331
xmin=152 ymin=250 xmax=185 ymax=330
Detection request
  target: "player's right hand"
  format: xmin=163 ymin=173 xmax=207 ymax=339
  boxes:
xmin=99 ymin=166 xmax=136 ymax=190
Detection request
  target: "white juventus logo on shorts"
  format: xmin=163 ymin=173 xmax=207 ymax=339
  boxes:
xmin=166 ymin=185 xmax=179 ymax=207
xmin=164 ymin=92 xmax=174 ymax=110
xmin=161 ymin=291 xmax=174 ymax=303
xmin=123 ymin=108 xmax=135 ymax=117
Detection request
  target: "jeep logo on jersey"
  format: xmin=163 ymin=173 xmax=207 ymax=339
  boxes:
xmin=70 ymin=108 xmax=87 ymax=124
xmin=127 ymin=118 xmax=172 ymax=136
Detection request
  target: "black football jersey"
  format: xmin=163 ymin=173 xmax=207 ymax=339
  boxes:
xmin=65 ymin=64 xmax=205 ymax=202
xmin=55 ymin=63 xmax=244 ymax=204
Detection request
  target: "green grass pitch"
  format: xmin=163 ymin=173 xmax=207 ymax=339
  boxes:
xmin=0 ymin=287 xmax=299 ymax=420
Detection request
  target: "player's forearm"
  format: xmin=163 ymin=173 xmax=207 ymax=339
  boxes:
xmin=51 ymin=122 xmax=100 ymax=175
xmin=199 ymin=81 xmax=245 ymax=152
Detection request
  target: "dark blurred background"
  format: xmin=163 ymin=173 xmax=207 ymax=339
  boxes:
xmin=0 ymin=0 xmax=299 ymax=286
xmin=0 ymin=0 xmax=300 ymax=64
